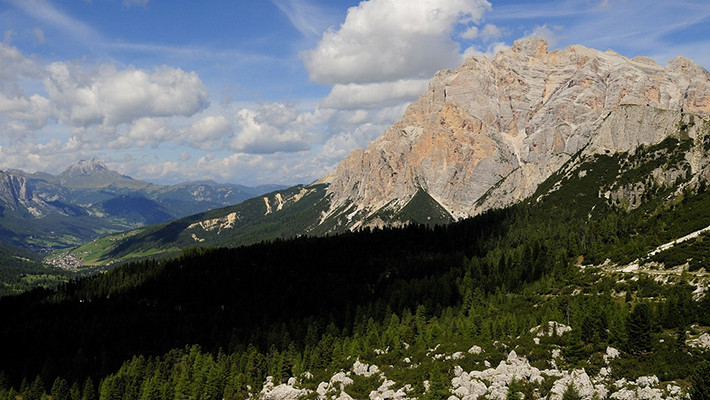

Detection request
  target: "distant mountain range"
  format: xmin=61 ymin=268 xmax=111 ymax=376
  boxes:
xmin=0 ymin=158 xmax=285 ymax=251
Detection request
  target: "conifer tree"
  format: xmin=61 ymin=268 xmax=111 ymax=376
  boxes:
xmin=82 ymin=376 xmax=97 ymax=400
xmin=423 ymin=367 xmax=449 ymax=400
xmin=627 ymin=302 xmax=653 ymax=354
xmin=51 ymin=377 xmax=71 ymax=400
xmin=690 ymin=360 xmax=710 ymax=400
xmin=562 ymin=383 xmax=581 ymax=400
xmin=27 ymin=375 xmax=45 ymax=400
xmin=70 ymin=381 xmax=81 ymax=400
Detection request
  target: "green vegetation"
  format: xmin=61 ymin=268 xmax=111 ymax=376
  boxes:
xmin=89 ymin=184 xmax=331 ymax=262
xmin=0 ymin=242 xmax=72 ymax=297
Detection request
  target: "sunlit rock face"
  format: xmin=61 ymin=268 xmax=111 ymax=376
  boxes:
xmin=324 ymin=37 xmax=710 ymax=226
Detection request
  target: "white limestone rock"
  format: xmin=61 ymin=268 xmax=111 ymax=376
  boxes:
xmin=687 ymin=332 xmax=710 ymax=349
xmin=330 ymin=372 xmax=354 ymax=388
xmin=529 ymin=321 xmax=572 ymax=337
xmin=549 ymin=369 xmax=606 ymax=400
xmin=352 ymin=360 xmax=380 ymax=377
xmin=262 ymin=384 xmax=309 ymax=400
xmin=605 ymin=346 xmax=621 ymax=363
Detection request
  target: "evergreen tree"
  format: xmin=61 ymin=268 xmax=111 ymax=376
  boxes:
xmin=138 ymin=374 xmax=162 ymax=400
xmin=562 ymin=383 xmax=581 ymax=400
xmin=423 ymin=366 xmax=449 ymax=400
xmin=82 ymin=377 xmax=97 ymax=400
xmin=626 ymin=303 xmax=653 ymax=354
xmin=70 ymin=381 xmax=82 ymax=400
xmin=690 ymin=360 xmax=710 ymax=400
xmin=27 ymin=375 xmax=45 ymax=400
xmin=51 ymin=377 xmax=71 ymax=400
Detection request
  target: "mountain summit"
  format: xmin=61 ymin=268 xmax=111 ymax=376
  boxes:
xmin=60 ymin=158 xmax=110 ymax=177
xmin=323 ymin=37 xmax=710 ymax=228
xmin=57 ymin=158 xmax=147 ymax=190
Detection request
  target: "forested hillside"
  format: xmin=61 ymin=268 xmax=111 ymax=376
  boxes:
xmin=1 ymin=137 xmax=710 ymax=399
xmin=0 ymin=243 xmax=71 ymax=297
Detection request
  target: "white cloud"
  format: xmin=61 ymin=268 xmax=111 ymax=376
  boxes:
xmin=0 ymin=92 xmax=52 ymax=130
xmin=271 ymin=0 xmax=334 ymax=37
xmin=463 ymin=41 xmax=509 ymax=59
xmin=461 ymin=24 xmax=503 ymax=41
xmin=460 ymin=26 xmax=479 ymax=39
xmin=185 ymin=114 xmax=232 ymax=147
xmin=302 ymin=0 xmax=491 ymax=85
xmin=527 ymin=24 xmax=562 ymax=47
xmin=128 ymin=117 xmax=173 ymax=148
xmin=317 ymin=122 xmax=387 ymax=163
xmin=0 ymin=42 xmax=42 ymax=81
xmin=230 ymin=103 xmax=321 ymax=154
xmin=320 ymin=79 xmax=429 ymax=110
xmin=479 ymin=24 xmax=504 ymax=41
xmin=44 ymin=63 xmax=209 ymax=128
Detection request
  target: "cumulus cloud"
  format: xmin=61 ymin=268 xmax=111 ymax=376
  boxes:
xmin=527 ymin=24 xmax=562 ymax=47
xmin=317 ymin=122 xmax=387 ymax=163
xmin=0 ymin=92 xmax=52 ymax=131
xmin=0 ymin=43 xmax=51 ymax=134
xmin=302 ymin=0 xmax=491 ymax=85
xmin=320 ymin=79 xmax=429 ymax=110
xmin=463 ymin=41 xmax=509 ymax=59
xmin=0 ymin=42 xmax=42 ymax=81
xmin=128 ymin=117 xmax=173 ymax=148
xmin=460 ymin=23 xmax=503 ymax=41
xmin=185 ymin=115 xmax=232 ymax=147
xmin=230 ymin=103 xmax=321 ymax=154
xmin=44 ymin=63 xmax=209 ymax=128
xmin=460 ymin=26 xmax=479 ymax=40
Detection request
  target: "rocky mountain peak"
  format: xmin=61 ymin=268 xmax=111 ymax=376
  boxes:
xmin=322 ymin=38 xmax=710 ymax=228
xmin=60 ymin=158 xmax=110 ymax=177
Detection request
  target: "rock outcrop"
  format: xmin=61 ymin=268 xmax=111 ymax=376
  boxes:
xmin=323 ymin=38 xmax=710 ymax=228
xmin=256 ymin=347 xmax=687 ymax=400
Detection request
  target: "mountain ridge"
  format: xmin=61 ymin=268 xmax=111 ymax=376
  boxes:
xmin=323 ymin=38 xmax=710 ymax=228
xmin=0 ymin=160 xmax=287 ymax=251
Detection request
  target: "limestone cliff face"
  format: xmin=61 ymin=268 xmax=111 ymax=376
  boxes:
xmin=324 ymin=38 xmax=710 ymax=225
xmin=0 ymin=172 xmax=51 ymax=217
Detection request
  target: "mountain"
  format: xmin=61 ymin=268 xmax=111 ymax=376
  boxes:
xmin=0 ymin=159 xmax=285 ymax=251
xmin=324 ymin=37 xmax=710 ymax=227
xmin=57 ymin=158 xmax=150 ymax=190
xmin=87 ymin=38 xmax=710 ymax=263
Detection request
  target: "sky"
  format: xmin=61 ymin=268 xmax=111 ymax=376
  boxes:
xmin=0 ymin=0 xmax=709 ymax=186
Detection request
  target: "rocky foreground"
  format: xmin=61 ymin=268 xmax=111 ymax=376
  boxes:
xmin=257 ymin=321 xmax=703 ymax=400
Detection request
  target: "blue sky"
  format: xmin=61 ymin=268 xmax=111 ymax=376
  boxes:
xmin=0 ymin=0 xmax=709 ymax=185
